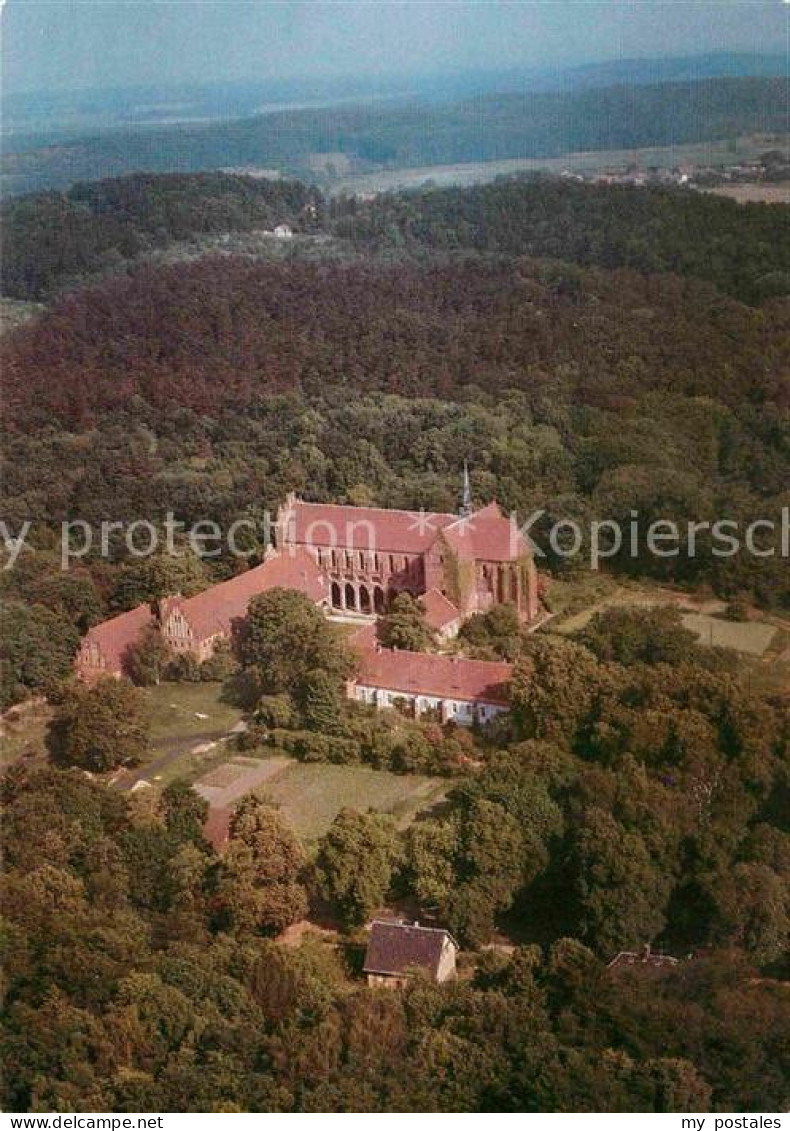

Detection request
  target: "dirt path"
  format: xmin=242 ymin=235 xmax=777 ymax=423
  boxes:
xmin=109 ymin=728 xmax=235 ymax=791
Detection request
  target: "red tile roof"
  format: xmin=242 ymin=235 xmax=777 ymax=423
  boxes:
xmin=419 ymin=588 xmax=461 ymax=631
xmin=348 ymin=622 xmax=379 ymax=652
xmin=202 ymin=807 xmax=232 ymax=853
xmin=79 ymin=603 xmax=153 ymax=675
xmin=355 ymin=645 xmax=511 ymax=705
xmin=283 ymin=499 xmax=457 ymax=554
xmin=178 ymin=548 xmax=326 ymax=641
xmin=441 ymin=502 xmax=528 ymax=562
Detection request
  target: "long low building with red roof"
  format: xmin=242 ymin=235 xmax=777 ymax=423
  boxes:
xmin=348 ymin=631 xmax=512 ymax=726
xmin=158 ymin=546 xmax=328 ymax=662
xmin=75 ymin=546 xmax=328 ymax=680
xmin=76 ymin=602 xmax=155 ymax=683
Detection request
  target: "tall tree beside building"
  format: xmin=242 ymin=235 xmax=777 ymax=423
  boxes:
xmin=315 ymin=808 xmax=402 ymax=927
xmin=46 ymin=678 xmax=149 ymax=772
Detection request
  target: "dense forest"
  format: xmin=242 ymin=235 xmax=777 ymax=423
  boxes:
xmin=1 ymin=173 xmax=324 ymax=301
xmin=1 ymin=596 xmax=789 ymax=1111
xmin=2 ymin=76 xmax=786 ymax=195
xmin=4 ymin=174 xmax=789 ymax=306
xmin=337 ymin=176 xmax=790 ymax=305
xmin=1 ymin=169 xmax=788 ymax=1113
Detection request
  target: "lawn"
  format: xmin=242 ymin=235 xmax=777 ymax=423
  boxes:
xmin=117 ymin=681 xmax=245 ymax=787
xmin=262 ymin=761 xmax=448 ymax=845
xmin=191 ymin=753 xmax=448 ymax=848
xmin=142 ymin=682 xmax=243 ymax=755
xmin=133 ymin=684 xmax=449 ymax=841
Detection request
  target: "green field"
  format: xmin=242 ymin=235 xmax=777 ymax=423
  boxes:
xmin=143 ymin=682 xmax=243 ymax=754
xmin=544 ymin=576 xmax=789 ymax=695
xmin=118 ymin=681 xmax=245 ymax=787
xmin=259 ymin=761 xmax=447 ymax=846
xmin=191 ymin=752 xmax=448 ymax=848
xmin=131 ymin=684 xmax=449 ymax=842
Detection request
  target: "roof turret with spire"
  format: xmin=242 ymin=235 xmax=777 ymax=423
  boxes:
xmin=459 ymin=461 xmax=472 ymax=518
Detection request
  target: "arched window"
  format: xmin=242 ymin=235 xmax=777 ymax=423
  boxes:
xmin=345 ymin=583 xmax=357 ymax=611
xmin=374 ymin=586 xmax=386 ymax=613
xmin=359 ymin=585 xmax=372 ymax=614
xmin=331 ymin=581 xmax=341 ymax=609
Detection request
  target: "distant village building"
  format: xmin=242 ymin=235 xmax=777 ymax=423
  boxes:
xmin=363 ymin=919 xmax=458 ymax=987
xmin=273 ymin=223 xmax=293 ymax=239
xmin=75 ymin=479 xmax=540 ymax=720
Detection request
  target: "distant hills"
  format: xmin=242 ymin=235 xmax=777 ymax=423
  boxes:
xmin=2 ymin=74 xmax=786 ymax=197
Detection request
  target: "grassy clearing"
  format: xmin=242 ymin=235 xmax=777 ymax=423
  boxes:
xmin=544 ymin=574 xmax=789 ymax=694
xmin=680 ymin=614 xmax=777 ymax=656
xmin=221 ymin=759 xmax=448 ymax=848
xmin=142 ymin=682 xmax=243 ymax=755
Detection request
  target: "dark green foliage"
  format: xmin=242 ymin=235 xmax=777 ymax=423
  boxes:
xmin=2 ymin=715 xmax=789 ymax=1113
xmin=580 ymin=606 xmax=703 ymax=666
xmin=233 ymin=587 xmax=352 ymax=702
xmin=377 ymin=592 xmax=435 ymax=652
xmin=315 ymin=808 xmax=402 ymax=926
xmin=340 ymin=174 xmax=790 ymax=304
xmin=3 ymin=250 xmax=788 ymax=610
xmin=1 ymin=172 xmax=322 ymax=300
xmin=458 ymin=603 xmax=522 ymax=660
xmin=161 ymin=781 xmax=209 ymax=845
xmin=215 ymin=795 xmax=308 ymax=935
xmin=297 ymin=669 xmax=344 ymax=734
xmin=124 ymin=625 xmax=173 ymax=686
xmin=47 ymin=678 xmax=149 ymax=772
xmin=0 ymin=600 xmax=79 ymax=708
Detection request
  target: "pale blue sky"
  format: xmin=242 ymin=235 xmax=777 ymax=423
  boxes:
xmin=2 ymin=0 xmax=787 ymax=94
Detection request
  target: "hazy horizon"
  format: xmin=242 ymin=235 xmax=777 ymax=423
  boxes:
xmin=2 ymin=0 xmax=787 ymax=97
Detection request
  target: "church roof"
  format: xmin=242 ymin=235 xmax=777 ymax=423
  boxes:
xmin=174 ymin=547 xmax=326 ymax=641
xmin=355 ymin=645 xmax=511 ymax=705
xmin=282 ymin=499 xmax=457 ymax=554
xmin=441 ymin=502 xmax=528 ymax=562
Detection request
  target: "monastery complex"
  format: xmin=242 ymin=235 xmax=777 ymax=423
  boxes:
xmin=76 ymin=487 xmax=540 ymax=724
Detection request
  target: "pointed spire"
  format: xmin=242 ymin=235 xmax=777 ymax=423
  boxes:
xmin=460 ymin=461 xmax=472 ymax=517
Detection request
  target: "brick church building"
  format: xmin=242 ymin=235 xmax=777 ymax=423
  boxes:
xmin=273 ymin=488 xmax=539 ymax=624
xmin=76 ymin=481 xmax=540 ymax=721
